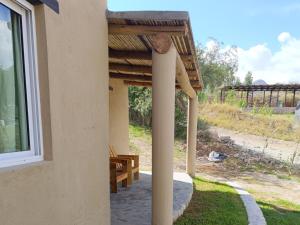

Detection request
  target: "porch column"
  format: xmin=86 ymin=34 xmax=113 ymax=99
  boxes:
xmin=187 ymin=96 xmax=198 ymax=177
xmin=152 ymin=41 xmax=176 ymax=225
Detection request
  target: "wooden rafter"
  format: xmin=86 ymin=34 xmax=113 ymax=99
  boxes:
xmin=124 ymin=81 xmax=152 ymax=87
xmin=107 ymin=10 xmax=204 ymax=90
xmin=108 ymin=24 xmax=187 ymax=36
xmin=110 ymin=73 xmax=151 ymax=81
xmin=109 ymin=49 xmax=152 ymax=60
xmin=123 ymin=80 xmax=201 ymax=90
xmin=223 ymin=85 xmax=300 ymax=92
xmin=109 ymin=49 xmax=193 ymax=62
xmin=110 ymin=72 xmax=201 ymax=87
xmin=109 ymin=63 xmax=198 ymax=78
xmin=175 ymin=52 xmax=196 ymax=98
xmin=109 ymin=63 xmax=152 ymax=74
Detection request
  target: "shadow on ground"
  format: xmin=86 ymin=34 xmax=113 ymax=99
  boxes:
xmin=257 ymin=201 xmax=300 ymax=225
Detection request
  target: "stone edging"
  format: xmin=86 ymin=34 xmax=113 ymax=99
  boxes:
xmin=227 ymin=181 xmax=267 ymax=225
xmin=173 ymin=173 xmax=193 ymax=222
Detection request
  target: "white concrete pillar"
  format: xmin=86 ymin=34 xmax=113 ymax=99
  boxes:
xmin=152 ymin=44 xmax=177 ymax=225
xmin=187 ymin=96 xmax=198 ymax=177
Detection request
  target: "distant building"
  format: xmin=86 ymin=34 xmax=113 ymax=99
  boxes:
xmin=220 ymin=84 xmax=300 ymax=109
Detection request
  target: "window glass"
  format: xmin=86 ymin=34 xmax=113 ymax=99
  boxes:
xmin=0 ymin=3 xmax=29 ymax=154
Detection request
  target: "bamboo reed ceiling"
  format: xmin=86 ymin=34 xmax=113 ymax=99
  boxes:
xmin=107 ymin=11 xmax=202 ymax=90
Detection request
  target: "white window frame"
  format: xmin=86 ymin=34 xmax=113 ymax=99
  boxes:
xmin=0 ymin=0 xmax=43 ymax=168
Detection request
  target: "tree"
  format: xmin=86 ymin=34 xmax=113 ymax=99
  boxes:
xmin=234 ymin=77 xmax=242 ymax=86
xmin=196 ymin=39 xmax=239 ymax=92
xmin=128 ymin=86 xmax=152 ymax=126
xmin=244 ymin=71 xmax=253 ymax=85
xmin=128 ymin=86 xmax=189 ymax=139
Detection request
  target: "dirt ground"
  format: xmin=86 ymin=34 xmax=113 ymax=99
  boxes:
xmin=130 ymin=127 xmax=300 ymax=206
xmin=210 ymin=126 xmax=300 ymax=165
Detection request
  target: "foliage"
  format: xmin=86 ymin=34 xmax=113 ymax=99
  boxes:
xmin=251 ymin=105 xmax=274 ymax=116
xmin=244 ymin=71 xmax=253 ymax=85
xmin=198 ymin=92 xmax=209 ymax=104
xmin=224 ymin=90 xmax=238 ymax=105
xmin=199 ymin=103 xmax=300 ymax=142
xmin=196 ymin=39 xmax=239 ymax=92
xmin=175 ymin=177 xmax=248 ymax=225
xmin=174 ymin=91 xmax=188 ymax=139
xmin=128 ymin=87 xmax=189 ymax=139
xmin=235 ymin=77 xmax=242 ymax=85
xmin=128 ymin=86 xmax=152 ymax=127
xmin=222 ymin=90 xmax=247 ymax=108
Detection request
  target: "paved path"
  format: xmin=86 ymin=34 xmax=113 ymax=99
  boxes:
xmin=210 ymin=126 xmax=300 ymax=165
xmin=227 ymin=181 xmax=267 ymax=225
xmin=111 ymin=172 xmax=193 ymax=225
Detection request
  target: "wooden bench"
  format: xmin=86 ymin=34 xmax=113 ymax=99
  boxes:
xmin=109 ymin=145 xmax=139 ymax=185
xmin=110 ymin=158 xmax=131 ymax=193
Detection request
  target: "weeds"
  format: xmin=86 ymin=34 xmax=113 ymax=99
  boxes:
xmin=286 ymin=142 xmax=300 ymax=176
xmin=200 ymin=103 xmax=298 ymax=142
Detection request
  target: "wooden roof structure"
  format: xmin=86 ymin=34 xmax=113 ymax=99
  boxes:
xmin=221 ymin=84 xmax=300 ymax=107
xmin=222 ymin=84 xmax=300 ymax=92
xmin=107 ymin=11 xmax=203 ymax=91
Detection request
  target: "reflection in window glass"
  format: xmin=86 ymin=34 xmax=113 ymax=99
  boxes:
xmin=0 ymin=3 xmax=29 ymax=154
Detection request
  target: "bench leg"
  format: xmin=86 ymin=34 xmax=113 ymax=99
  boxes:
xmin=111 ymin=181 xmax=117 ymax=193
xmin=134 ymin=171 xmax=139 ymax=180
xmin=122 ymin=178 xmax=128 ymax=188
xmin=110 ymin=164 xmax=118 ymax=193
xmin=128 ymin=171 xmax=133 ymax=185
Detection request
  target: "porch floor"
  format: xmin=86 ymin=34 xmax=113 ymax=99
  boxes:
xmin=111 ymin=172 xmax=193 ymax=225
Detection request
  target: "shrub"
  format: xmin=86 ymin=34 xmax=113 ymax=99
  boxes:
xmin=128 ymin=87 xmax=189 ymax=139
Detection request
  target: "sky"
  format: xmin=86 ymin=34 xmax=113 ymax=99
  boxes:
xmin=108 ymin=0 xmax=300 ymax=84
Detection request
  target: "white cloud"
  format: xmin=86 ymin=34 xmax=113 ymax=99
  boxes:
xmin=0 ymin=21 xmax=13 ymax=70
xmin=206 ymin=40 xmax=218 ymax=51
xmin=278 ymin=32 xmax=292 ymax=43
xmin=236 ymin=32 xmax=300 ymax=84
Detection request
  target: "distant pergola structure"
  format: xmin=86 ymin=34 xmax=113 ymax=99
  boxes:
xmin=220 ymin=84 xmax=300 ymax=107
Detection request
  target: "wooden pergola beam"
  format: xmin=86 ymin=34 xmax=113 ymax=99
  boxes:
xmin=109 ymin=49 xmax=193 ymax=62
xmin=108 ymin=24 xmax=187 ymax=36
xmin=109 ymin=63 xmax=198 ymax=78
xmin=109 ymin=49 xmax=152 ymax=60
xmin=124 ymin=81 xmax=152 ymax=87
xmin=110 ymin=73 xmax=151 ymax=81
xmin=109 ymin=63 xmax=152 ymax=74
xmin=175 ymin=52 xmax=196 ymax=98
xmin=111 ymin=72 xmax=201 ymax=89
xmin=124 ymin=80 xmax=185 ymax=89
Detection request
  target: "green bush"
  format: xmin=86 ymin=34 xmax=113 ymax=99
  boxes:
xmin=128 ymin=87 xmax=189 ymax=139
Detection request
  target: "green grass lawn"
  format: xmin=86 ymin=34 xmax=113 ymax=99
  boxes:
xmin=174 ymin=178 xmax=248 ymax=225
xmin=129 ymin=123 xmax=152 ymax=142
xmin=256 ymin=198 xmax=300 ymax=225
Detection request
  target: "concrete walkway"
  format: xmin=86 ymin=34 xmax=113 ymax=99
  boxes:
xmin=111 ymin=172 xmax=193 ymax=225
xmin=227 ymin=181 xmax=267 ymax=225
